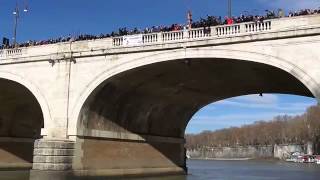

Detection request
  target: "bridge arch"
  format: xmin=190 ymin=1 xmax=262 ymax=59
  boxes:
xmin=0 ymin=71 xmax=52 ymax=168
xmin=68 ymin=47 xmax=319 ymax=175
xmin=0 ymin=71 xmax=52 ymax=136
xmin=70 ymin=48 xmax=318 ymax=135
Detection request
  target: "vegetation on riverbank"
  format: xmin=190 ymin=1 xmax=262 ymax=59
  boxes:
xmin=186 ymin=105 xmax=320 ymax=153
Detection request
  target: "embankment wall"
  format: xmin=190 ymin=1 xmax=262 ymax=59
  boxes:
xmin=188 ymin=144 xmax=311 ymax=160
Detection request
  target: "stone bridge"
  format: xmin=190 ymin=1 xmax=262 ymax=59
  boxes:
xmin=0 ymin=14 xmax=320 ymax=178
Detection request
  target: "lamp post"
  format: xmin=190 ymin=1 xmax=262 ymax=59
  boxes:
xmin=12 ymin=2 xmax=28 ymax=47
xmin=228 ymin=0 xmax=232 ymax=18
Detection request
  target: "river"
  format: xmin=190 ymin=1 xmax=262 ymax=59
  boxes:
xmin=185 ymin=159 xmax=320 ymax=180
xmin=1 ymin=160 xmax=320 ymax=180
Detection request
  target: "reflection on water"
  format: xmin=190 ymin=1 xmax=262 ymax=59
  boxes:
xmin=1 ymin=160 xmax=320 ymax=180
xmin=0 ymin=170 xmax=29 ymax=180
xmin=186 ymin=160 xmax=320 ymax=180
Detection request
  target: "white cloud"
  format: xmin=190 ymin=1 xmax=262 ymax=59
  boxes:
xmin=214 ymin=99 xmax=314 ymax=112
xmin=190 ymin=112 xmax=302 ymax=126
xmin=258 ymin=0 xmax=320 ymax=10
xmin=232 ymin=94 xmax=278 ymax=104
xmin=204 ymin=94 xmax=315 ymax=112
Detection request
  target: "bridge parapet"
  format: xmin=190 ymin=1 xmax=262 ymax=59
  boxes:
xmin=0 ymin=48 xmax=24 ymax=58
xmin=0 ymin=14 xmax=319 ymax=61
xmin=101 ymin=14 xmax=319 ymax=49
xmin=112 ymin=20 xmax=271 ymax=46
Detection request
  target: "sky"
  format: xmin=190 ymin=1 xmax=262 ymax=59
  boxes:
xmin=0 ymin=0 xmax=319 ymax=133
xmin=187 ymin=94 xmax=317 ymax=133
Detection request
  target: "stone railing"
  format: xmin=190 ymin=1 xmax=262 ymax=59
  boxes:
xmin=1 ymin=14 xmax=320 ymax=61
xmin=142 ymin=33 xmax=158 ymax=43
xmin=0 ymin=50 xmax=4 ymax=57
xmin=188 ymin=27 xmax=211 ymax=39
xmin=245 ymin=21 xmax=272 ymax=32
xmin=112 ymin=20 xmax=272 ymax=47
xmin=0 ymin=48 xmax=24 ymax=59
xmin=162 ymin=31 xmax=185 ymax=42
xmin=112 ymin=37 xmax=123 ymax=47
xmin=215 ymin=24 xmax=241 ymax=36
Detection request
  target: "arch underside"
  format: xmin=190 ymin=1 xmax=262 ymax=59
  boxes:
xmin=0 ymin=78 xmax=43 ymax=168
xmin=79 ymin=58 xmax=313 ymax=138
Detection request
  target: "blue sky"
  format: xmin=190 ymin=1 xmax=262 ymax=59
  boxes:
xmin=187 ymin=94 xmax=317 ymax=133
xmin=0 ymin=0 xmax=319 ymax=133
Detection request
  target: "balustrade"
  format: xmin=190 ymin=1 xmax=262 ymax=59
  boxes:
xmin=188 ymin=28 xmax=211 ymax=39
xmin=6 ymin=48 xmax=22 ymax=56
xmin=245 ymin=21 xmax=271 ymax=33
xmin=1 ymin=20 xmax=275 ymax=55
xmin=0 ymin=48 xmax=23 ymax=59
xmin=113 ymin=37 xmax=123 ymax=47
xmin=143 ymin=33 xmax=158 ymax=43
xmin=112 ymin=20 xmax=274 ymax=47
xmin=216 ymin=24 xmax=241 ymax=36
xmin=2 ymin=14 xmax=320 ymax=61
xmin=162 ymin=31 xmax=184 ymax=42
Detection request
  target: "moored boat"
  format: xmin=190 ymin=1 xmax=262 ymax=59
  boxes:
xmin=315 ymin=156 xmax=320 ymax=164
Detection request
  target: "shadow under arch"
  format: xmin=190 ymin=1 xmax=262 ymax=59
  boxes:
xmin=70 ymin=48 xmax=319 ymax=135
xmin=0 ymin=72 xmax=52 ymax=134
xmin=0 ymin=76 xmax=45 ymax=169
xmin=72 ymin=54 xmax=315 ymax=175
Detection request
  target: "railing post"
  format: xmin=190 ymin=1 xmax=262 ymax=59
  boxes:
xmin=183 ymin=29 xmax=189 ymax=40
xmin=1 ymin=50 xmax=5 ymax=59
xmin=240 ymin=23 xmax=247 ymax=34
xmin=210 ymin=26 xmax=217 ymax=37
xmin=157 ymin=32 xmax=163 ymax=43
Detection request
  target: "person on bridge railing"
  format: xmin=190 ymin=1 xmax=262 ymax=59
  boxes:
xmin=265 ymin=10 xmax=276 ymax=19
xmin=289 ymin=8 xmax=320 ymax=17
xmin=187 ymin=10 xmax=193 ymax=30
xmin=226 ymin=16 xmax=234 ymax=25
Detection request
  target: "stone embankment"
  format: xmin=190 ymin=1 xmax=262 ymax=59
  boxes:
xmin=188 ymin=143 xmax=314 ymax=160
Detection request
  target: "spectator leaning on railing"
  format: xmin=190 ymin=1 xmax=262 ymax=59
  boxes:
xmin=1 ymin=7 xmax=320 ymax=50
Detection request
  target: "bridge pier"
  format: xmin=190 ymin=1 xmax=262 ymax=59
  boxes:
xmin=71 ymin=132 xmax=187 ymax=178
xmin=30 ymin=135 xmax=186 ymax=179
xmin=30 ymin=139 xmax=75 ymax=180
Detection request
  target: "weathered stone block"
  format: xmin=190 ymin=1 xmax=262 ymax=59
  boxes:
xmin=33 ymin=163 xmax=72 ymax=171
xmin=33 ymin=156 xmax=73 ymax=164
xmin=34 ymin=148 xmax=74 ymax=156
xmin=32 ymin=139 xmax=75 ymax=171
xmin=34 ymin=139 xmax=75 ymax=149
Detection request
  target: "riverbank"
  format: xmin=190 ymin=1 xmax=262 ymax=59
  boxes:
xmin=187 ymin=143 xmax=314 ymax=160
xmin=189 ymin=157 xmax=281 ymax=162
xmin=190 ymin=157 xmax=253 ymax=161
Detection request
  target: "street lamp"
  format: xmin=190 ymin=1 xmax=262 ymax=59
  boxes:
xmin=12 ymin=2 xmax=28 ymax=47
xmin=228 ymin=0 xmax=232 ymax=18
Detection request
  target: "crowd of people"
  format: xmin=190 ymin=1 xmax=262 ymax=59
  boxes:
xmin=289 ymin=8 xmax=320 ymax=17
xmin=1 ymin=8 xmax=320 ymax=49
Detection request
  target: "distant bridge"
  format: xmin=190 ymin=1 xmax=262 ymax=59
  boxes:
xmin=0 ymin=14 xmax=320 ymax=179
